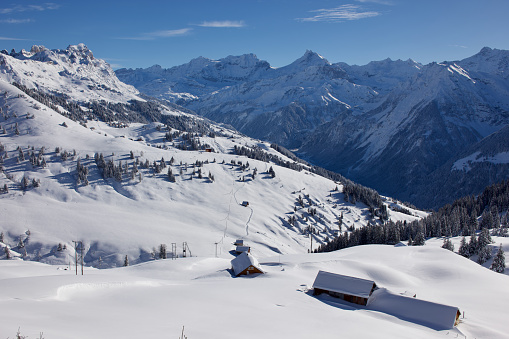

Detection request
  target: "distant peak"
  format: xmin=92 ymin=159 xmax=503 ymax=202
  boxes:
xmin=66 ymin=43 xmax=94 ymax=59
xmin=147 ymin=64 xmax=163 ymax=71
xmin=30 ymin=45 xmax=48 ymax=54
xmin=479 ymin=46 xmax=493 ymax=54
xmin=67 ymin=43 xmax=89 ymax=51
xmin=222 ymin=53 xmax=261 ymax=64
xmin=293 ymin=50 xmax=330 ymax=66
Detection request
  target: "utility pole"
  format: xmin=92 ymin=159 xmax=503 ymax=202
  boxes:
xmin=310 ymin=226 xmax=314 ymax=253
xmin=72 ymin=241 xmax=78 ymax=275
xmin=171 ymin=243 xmax=177 ymax=260
xmin=80 ymin=242 xmax=84 ymax=275
xmin=72 ymin=240 xmax=84 ymax=275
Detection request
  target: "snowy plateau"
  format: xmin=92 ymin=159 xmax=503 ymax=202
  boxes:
xmin=117 ymin=47 xmax=509 ymax=209
xmin=0 ymin=45 xmax=507 ymax=338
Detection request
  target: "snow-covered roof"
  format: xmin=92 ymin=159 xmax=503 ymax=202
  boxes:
xmin=367 ymin=288 xmax=460 ymax=330
xmin=235 ymin=246 xmax=250 ymax=253
xmin=231 ymin=252 xmax=262 ymax=276
xmin=312 ymin=270 xmax=376 ymax=298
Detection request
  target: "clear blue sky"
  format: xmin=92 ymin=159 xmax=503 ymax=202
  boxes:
xmin=1 ymin=0 xmax=508 ymax=69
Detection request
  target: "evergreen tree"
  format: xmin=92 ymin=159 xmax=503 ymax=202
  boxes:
xmin=268 ymin=166 xmax=276 ymax=178
xmin=477 ymin=245 xmax=492 ymax=265
xmin=413 ymin=229 xmax=426 ymax=246
xmin=468 ymin=233 xmax=478 ymax=256
xmin=477 ymin=228 xmax=493 ymax=253
xmin=4 ymin=246 xmax=11 ymax=259
xmin=168 ymin=167 xmax=176 ymax=182
xmin=441 ymin=238 xmax=454 ymax=251
xmin=159 ymin=244 xmax=167 ymax=259
xmin=123 ymin=255 xmax=129 ymax=267
xmin=490 ymin=244 xmax=505 ymax=273
xmin=458 ymin=236 xmax=470 ymax=257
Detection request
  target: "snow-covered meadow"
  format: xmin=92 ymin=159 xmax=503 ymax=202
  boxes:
xmin=1 ymin=244 xmax=508 ymax=339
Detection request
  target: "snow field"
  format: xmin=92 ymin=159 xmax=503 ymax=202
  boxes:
xmin=0 ymin=245 xmax=508 ymax=339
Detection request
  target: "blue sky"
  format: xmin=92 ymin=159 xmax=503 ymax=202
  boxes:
xmin=1 ymin=0 xmax=508 ymax=69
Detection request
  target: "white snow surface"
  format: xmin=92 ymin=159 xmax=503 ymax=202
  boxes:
xmin=1 ymin=245 xmax=508 ymax=339
xmin=452 ymin=151 xmax=509 ymax=171
xmin=0 ymin=78 xmax=423 ymax=269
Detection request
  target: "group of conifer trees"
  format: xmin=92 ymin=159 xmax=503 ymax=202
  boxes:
xmin=317 ymin=180 xmax=508 ymax=273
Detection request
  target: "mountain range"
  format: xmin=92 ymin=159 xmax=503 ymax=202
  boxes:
xmin=0 ymin=44 xmax=424 ymax=268
xmin=1 ymin=44 xmax=508 ymax=339
xmin=117 ymin=47 xmax=509 ymax=209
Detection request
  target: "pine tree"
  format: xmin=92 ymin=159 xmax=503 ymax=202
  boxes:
xmin=168 ymin=167 xmax=176 ymax=182
xmin=4 ymin=246 xmax=11 ymax=259
xmin=441 ymin=238 xmax=454 ymax=251
xmin=477 ymin=245 xmax=492 ymax=265
xmin=478 ymin=228 xmax=493 ymax=251
xmin=413 ymin=229 xmax=426 ymax=246
xmin=458 ymin=236 xmax=470 ymax=257
xmin=123 ymin=255 xmax=129 ymax=267
xmin=268 ymin=166 xmax=276 ymax=178
xmin=490 ymin=244 xmax=505 ymax=273
xmin=468 ymin=233 xmax=478 ymax=256
xmin=159 ymin=244 xmax=167 ymax=259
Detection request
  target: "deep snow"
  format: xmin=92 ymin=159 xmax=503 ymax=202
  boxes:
xmin=1 ymin=244 xmax=508 ymax=339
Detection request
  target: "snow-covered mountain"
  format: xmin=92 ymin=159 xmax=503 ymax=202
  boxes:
xmin=118 ymin=47 xmax=509 ymax=209
xmin=117 ymin=50 xmax=378 ymax=148
xmin=2 ymin=44 xmax=508 ymax=339
xmin=301 ymin=48 xmax=509 ymax=208
xmin=0 ymin=45 xmax=423 ymax=269
xmin=1 ymin=44 xmax=141 ymax=103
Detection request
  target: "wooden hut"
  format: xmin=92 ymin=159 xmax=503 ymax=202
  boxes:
xmin=312 ymin=270 xmax=377 ymax=306
xmin=231 ymin=252 xmax=263 ymax=276
xmin=234 ymin=239 xmax=244 ymax=246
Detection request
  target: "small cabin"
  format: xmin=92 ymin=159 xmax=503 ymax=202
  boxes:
xmin=241 ymin=201 xmax=249 ymax=207
xmin=234 ymin=239 xmax=244 ymax=246
xmin=205 ymin=148 xmax=213 ymax=153
xmin=312 ymin=270 xmax=377 ymax=306
xmin=231 ymin=251 xmax=263 ymax=276
xmin=235 ymin=245 xmax=251 ymax=254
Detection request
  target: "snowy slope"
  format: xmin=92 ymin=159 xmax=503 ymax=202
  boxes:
xmin=1 ymin=244 xmax=507 ymax=339
xmin=118 ymin=47 xmax=509 ymax=209
xmin=0 ymin=74 xmax=421 ymax=269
